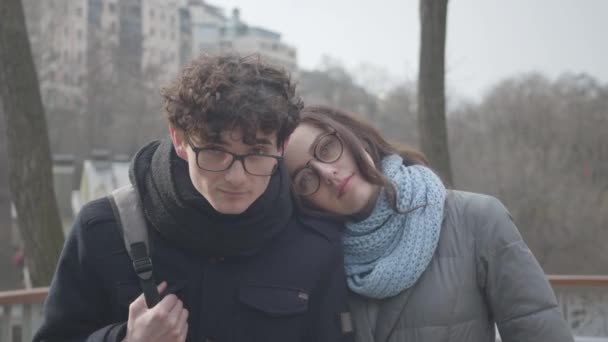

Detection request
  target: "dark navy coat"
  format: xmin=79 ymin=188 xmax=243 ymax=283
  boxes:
xmin=34 ymin=198 xmax=353 ymax=342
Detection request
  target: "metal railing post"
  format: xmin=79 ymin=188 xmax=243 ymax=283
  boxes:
xmin=0 ymin=304 xmax=13 ymax=342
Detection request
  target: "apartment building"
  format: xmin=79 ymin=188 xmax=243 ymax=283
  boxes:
xmin=218 ymin=8 xmax=297 ymax=72
xmin=141 ymin=0 xmax=181 ymax=86
xmin=22 ymin=0 xmax=298 ymax=113
xmin=185 ymin=3 xmax=298 ymax=72
xmin=23 ymin=0 xmax=89 ymax=111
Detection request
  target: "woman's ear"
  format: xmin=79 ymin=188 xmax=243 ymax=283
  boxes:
xmin=170 ymin=127 xmax=188 ymax=161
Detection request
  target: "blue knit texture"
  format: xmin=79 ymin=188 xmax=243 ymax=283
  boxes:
xmin=344 ymin=154 xmax=446 ymax=299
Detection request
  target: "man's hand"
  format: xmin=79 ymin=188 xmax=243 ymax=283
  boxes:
xmin=124 ymin=282 xmax=189 ymax=342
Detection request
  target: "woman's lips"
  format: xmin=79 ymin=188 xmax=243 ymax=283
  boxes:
xmin=337 ymin=173 xmax=354 ymax=198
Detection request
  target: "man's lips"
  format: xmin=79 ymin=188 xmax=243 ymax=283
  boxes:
xmin=219 ymin=189 xmax=247 ymax=196
xmin=337 ymin=174 xmax=354 ymax=198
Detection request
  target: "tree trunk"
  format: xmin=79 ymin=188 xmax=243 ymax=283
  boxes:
xmin=0 ymin=104 xmax=24 ymax=290
xmin=418 ymin=0 xmax=453 ymax=185
xmin=0 ymin=0 xmax=65 ymax=287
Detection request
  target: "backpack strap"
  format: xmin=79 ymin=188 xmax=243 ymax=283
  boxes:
xmin=108 ymin=185 xmax=160 ymax=308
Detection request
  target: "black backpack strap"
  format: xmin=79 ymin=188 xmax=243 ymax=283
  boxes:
xmin=108 ymin=185 xmax=160 ymax=308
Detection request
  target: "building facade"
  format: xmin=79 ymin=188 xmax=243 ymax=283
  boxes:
xmin=217 ymin=8 xmax=298 ymax=72
xmin=23 ymin=0 xmax=89 ymax=111
xmin=23 ymin=0 xmax=298 ymax=113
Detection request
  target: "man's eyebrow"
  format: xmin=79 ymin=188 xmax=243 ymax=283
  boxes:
xmin=201 ymin=137 xmax=272 ymax=147
xmin=253 ymin=138 xmax=273 ymax=145
xmin=201 ymin=139 xmax=227 ymax=146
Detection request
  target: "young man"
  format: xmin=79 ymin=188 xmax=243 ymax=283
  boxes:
xmin=34 ymin=55 xmax=353 ymax=342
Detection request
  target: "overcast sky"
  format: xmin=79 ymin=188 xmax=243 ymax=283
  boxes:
xmin=213 ymin=0 xmax=608 ymax=100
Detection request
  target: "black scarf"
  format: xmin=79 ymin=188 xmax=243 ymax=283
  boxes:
xmin=129 ymin=138 xmax=293 ymax=257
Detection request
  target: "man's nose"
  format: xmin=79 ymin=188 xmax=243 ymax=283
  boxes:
xmin=224 ymin=159 xmax=247 ymax=184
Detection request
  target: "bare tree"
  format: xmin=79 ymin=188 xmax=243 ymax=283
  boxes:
xmin=418 ymin=0 xmax=453 ymax=184
xmin=379 ymin=83 xmax=419 ymax=146
xmin=298 ymin=60 xmax=380 ymax=121
xmin=0 ymin=0 xmax=64 ymax=287
xmin=448 ymin=73 xmax=608 ymax=274
xmin=0 ymin=103 xmax=24 ymax=290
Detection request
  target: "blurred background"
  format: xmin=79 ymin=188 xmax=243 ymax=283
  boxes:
xmin=1 ymin=0 xmax=607 ymax=296
xmin=1 ymin=0 xmax=607 ymax=339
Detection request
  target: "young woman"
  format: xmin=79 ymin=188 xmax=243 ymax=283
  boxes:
xmin=283 ymin=105 xmax=573 ymax=342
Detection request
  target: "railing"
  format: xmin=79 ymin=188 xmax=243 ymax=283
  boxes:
xmin=0 ymin=288 xmax=47 ymax=342
xmin=551 ymin=275 xmax=608 ymax=337
xmin=0 ymin=275 xmax=607 ymax=341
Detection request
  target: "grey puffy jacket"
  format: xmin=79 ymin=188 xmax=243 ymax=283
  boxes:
xmin=348 ymin=190 xmax=574 ymax=342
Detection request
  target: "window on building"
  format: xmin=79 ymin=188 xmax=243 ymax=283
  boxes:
xmin=171 ymin=32 xmax=176 ymax=40
xmin=150 ymin=9 xmax=155 ymax=18
xmin=77 ymin=30 xmax=83 ymax=40
xmin=160 ymin=12 xmax=165 ymax=21
xmin=109 ymin=3 xmax=116 ymax=14
xmin=150 ymin=28 xmax=155 ymax=36
xmin=76 ymin=7 xmax=83 ymax=17
xmin=170 ymin=16 xmax=175 ymax=25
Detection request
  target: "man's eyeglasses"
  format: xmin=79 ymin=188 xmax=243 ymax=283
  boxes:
xmin=188 ymin=141 xmax=283 ymax=176
xmin=293 ymin=131 xmax=343 ymax=196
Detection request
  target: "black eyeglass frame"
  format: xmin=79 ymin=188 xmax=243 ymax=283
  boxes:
xmin=187 ymin=141 xmax=284 ymax=176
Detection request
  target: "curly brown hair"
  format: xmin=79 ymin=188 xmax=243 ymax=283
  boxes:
xmin=161 ymin=54 xmax=303 ymax=147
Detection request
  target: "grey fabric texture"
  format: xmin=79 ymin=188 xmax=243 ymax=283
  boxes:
xmin=347 ymin=190 xmax=574 ymax=342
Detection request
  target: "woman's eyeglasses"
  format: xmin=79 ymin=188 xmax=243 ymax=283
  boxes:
xmin=292 ymin=131 xmax=343 ymax=196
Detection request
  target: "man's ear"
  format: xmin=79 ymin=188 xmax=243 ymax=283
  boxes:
xmin=170 ymin=126 xmax=188 ymax=161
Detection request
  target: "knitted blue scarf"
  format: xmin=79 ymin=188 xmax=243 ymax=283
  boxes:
xmin=344 ymin=154 xmax=446 ymax=299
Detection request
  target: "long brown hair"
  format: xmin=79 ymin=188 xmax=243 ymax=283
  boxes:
xmin=296 ymin=105 xmax=430 ymax=215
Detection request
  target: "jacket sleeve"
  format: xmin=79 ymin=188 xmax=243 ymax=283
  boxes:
xmin=474 ymin=196 xmax=574 ymax=342
xmin=33 ymin=205 xmax=127 ymax=342
xmin=307 ymin=239 xmax=355 ymax=342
